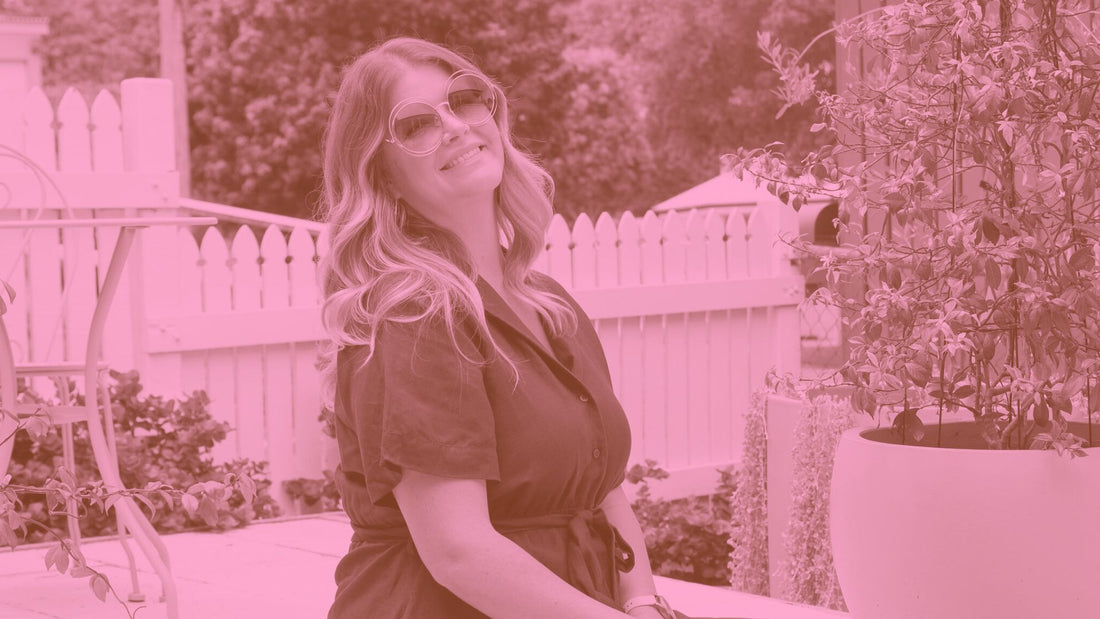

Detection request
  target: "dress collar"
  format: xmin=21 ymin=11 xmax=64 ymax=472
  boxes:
xmin=475 ymin=275 xmax=575 ymax=371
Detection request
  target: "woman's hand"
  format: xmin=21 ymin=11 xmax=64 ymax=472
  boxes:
xmin=626 ymin=605 xmax=672 ymax=619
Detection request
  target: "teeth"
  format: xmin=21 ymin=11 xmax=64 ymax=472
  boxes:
xmin=443 ymin=147 xmax=480 ymax=170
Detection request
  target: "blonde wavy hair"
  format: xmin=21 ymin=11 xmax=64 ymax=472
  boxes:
xmin=315 ymin=37 xmax=577 ymax=408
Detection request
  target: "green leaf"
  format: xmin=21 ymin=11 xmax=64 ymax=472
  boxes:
xmin=1070 ymin=247 xmax=1094 ymax=271
xmin=905 ymin=361 xmax=931 ymax=387
xmin=892 ymin=409 xmax=925 ymax=444
xmin=985 ymin=258 xmax=1001 ymax=291
xmin=953 ymin=384 xmax=976 ymax=399
xmin=23 ymin=415 xmax=50 ymax=441
xmin=180 ymin=493 xmax=199 ymax=516
xmin=197 ymin=496 xmax=219 ymax=527
xmin=237 ymin=474 xmax=257 ymax=505
xmin=57 ymin=466 xmax=77 ymax=489
xmin=982 ymin=218 xmax=1000 ymax=244
xmin=1034 ymin=399 xmax=1050 ymax=426
xmin=132 ymin=492 xmax=157 ymax=520
xmin=55 ymin=546 xmax=70 ymax=575
xmin=44 ymin=543 xmax=61 ymax=572
xmin=89 ymin=573 xmax=110 ymax=602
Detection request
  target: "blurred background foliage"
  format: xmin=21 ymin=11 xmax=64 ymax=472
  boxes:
xmin=9 ymin=0 xmax=833 ymax=221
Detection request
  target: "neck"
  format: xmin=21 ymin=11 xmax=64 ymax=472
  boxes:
xmin=467 ymin=216 xmax=505 ymax=290
xmin=439 ymin=195 xmax=506 ymax=289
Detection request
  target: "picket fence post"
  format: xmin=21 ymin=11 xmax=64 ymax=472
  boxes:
xmin=119 ymin=78 xmax=183 ymax=402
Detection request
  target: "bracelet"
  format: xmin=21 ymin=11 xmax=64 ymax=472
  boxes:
xmin=623 ymin=594 xmax=675 ymax=618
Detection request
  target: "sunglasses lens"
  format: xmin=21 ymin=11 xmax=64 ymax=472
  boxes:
xmin=392 ymin=103 xmax=443 ymax=154
xmin=447 ymin=74 xmax=496 ymax=125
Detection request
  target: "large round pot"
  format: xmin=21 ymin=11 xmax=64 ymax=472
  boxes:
xmin=830 ymin=421 xmax=1100 ymax=619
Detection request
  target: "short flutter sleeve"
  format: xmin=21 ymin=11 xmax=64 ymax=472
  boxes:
xmin=344 ymin=316 xmax=501 ymax=508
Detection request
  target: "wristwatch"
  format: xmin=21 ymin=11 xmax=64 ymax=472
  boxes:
xmin=623 ymin=594 xmax=676 ymax=618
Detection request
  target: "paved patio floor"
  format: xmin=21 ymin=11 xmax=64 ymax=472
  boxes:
xmin=0 ymin=512 xmax=848 ymax=619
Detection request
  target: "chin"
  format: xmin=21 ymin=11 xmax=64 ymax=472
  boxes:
xmin=452 ymin=165 xmax=503 ymax=192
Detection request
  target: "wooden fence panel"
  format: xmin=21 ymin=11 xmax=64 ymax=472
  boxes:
xmin=23 ymin=88 xmax=55 ymax=171
xmin=617 ymin=213 xmax=641 ymax=287
xmin=686 ymin=310 xmax=711 ymax=465
xmin=545 ymin=216 xmax=571 ymax=286
xmin=26 ymin=222 xmax=63 ymax=366
xmin=231 ymin=228 xmax=267 ymax=463
xmin=707 ymin=309 xmax=734 ymax=464
xmin=263 ymin=342 xmax=296 ymax=506
xmin=61 ymin=222 xmax=98 ymax=365
xmin=571 ymin=214 xmax=596 ymax=289
xmin=231 ymin=227 xmax=262 ymax=312
xmin=593 ymin=212 xmax=618 ymax=287
xmin=260 ymin=226 xmax=289 ymax=310
xmin=290 ymin=340 xmax=324 ymax=477
xmin=90 ymin=91 xmax=123 ymax=173
xmin=201 ymin=228 xmax=231 ymax=313
xmin=287 ymin=228 xmax=316 ymax=308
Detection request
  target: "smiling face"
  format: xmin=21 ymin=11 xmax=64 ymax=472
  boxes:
xmin=379 ymin=64 xmax=505 ymax=226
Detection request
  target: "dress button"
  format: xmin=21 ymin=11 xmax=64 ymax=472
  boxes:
xmin=579 ymin=393 xmax=591 ymax=403
xmin=592 ymin=448 xmax=601 ymax=459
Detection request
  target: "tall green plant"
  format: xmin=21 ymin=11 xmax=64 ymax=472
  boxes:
xmin=780 ymin=394 xmax=853 ymax=611
xmin=727 ymin=372 xmax=804 ymax=595
xmin=728 ymin=0 xmax=1100 ymax=451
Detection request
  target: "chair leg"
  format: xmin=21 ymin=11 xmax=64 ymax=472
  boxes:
xmin=55 ymin=379 xmax=82 ymax=553
xmin=60 ymin=423 xmax=82 ymax=550
xmin=95 ymin=372 xmax=147 ymax=602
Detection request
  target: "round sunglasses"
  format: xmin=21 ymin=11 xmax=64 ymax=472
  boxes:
xmin=385 ymin=71 xmax=499 ymax=156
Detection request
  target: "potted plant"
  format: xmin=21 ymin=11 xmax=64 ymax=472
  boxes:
xmin=725 ymin=1 xmax=1100 ymax=617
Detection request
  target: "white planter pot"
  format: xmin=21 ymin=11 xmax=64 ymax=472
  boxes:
xmin=831 ymin=421 xmax=1100 ymax=619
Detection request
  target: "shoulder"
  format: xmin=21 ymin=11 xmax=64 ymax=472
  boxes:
xmin=528 ymin=271 xmax=581 ymax=310
xmin=341 ymin=311 xmax=487 ymax=375
xmin=529 ymin=271 xmax=594 ymax=321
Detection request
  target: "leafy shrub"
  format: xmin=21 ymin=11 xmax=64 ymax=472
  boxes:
xmin=282 ymin=470 xmax=341 ymax=513
xmin=626 ymin=459 xmax=737 ymax=586
xmin=7 ymin=370 xmax=280 ymax=543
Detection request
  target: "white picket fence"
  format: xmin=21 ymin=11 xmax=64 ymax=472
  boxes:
xmin=0 ymin=78 xmax=803 ymax=512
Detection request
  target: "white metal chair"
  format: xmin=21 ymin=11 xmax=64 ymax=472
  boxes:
xmin=0 ymin=144 xmax=216 ymax=619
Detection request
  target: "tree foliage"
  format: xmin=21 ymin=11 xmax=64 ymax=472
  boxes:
xmin=21 ymin=0 xmax=833 ymax=220
xmin=4 ymin=0 xmax=158 ymax=103
xmin=564 ymin=0 xmax=836 ymax=199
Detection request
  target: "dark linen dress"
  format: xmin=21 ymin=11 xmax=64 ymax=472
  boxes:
xmin=327 ymin=273 xmax=636 ymax=618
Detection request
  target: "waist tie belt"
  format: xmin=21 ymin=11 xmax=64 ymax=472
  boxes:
xmin=351 ymin=507 xmax=636 ymax=608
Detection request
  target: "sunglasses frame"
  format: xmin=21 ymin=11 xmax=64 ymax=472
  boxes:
xmin=385 ymin=71 xmax=499 ymax=156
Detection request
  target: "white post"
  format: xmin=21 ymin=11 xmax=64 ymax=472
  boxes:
xmin=765 ymin=393 xmax=803 ymax=600
xmin=119 ymin=78 xmax=182 ymax=391
xmin=120 ymin=78 xmax=176 ymax=174
xmin=0 ymin=13 xmax=50 ymax=110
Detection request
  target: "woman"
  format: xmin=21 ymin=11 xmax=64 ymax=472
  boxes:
xmin=317 ymin=37 xmax=680 ymax=619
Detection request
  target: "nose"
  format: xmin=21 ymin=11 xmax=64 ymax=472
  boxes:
xmin=437 ymin=103 xmax=470 ymax=143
